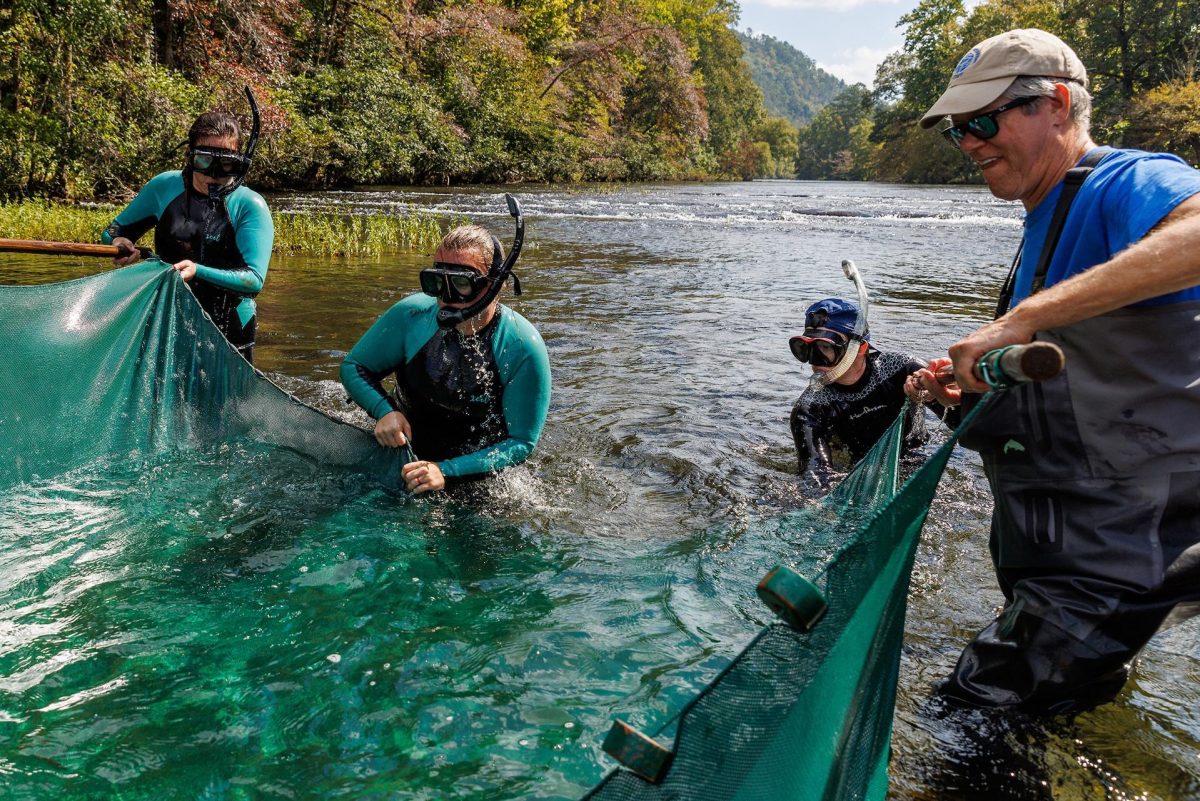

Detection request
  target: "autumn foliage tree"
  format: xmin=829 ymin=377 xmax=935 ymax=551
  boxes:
xmin=0 ymin=0 xmax=772 ymax=198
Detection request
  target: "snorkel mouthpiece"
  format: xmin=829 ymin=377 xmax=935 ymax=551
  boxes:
xmin=436 ymin=193 xmax=525 ymax=329
xmin=814 ymin=260 xmax=870 ymax=385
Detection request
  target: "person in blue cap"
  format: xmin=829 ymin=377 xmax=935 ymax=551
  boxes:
xmin=789 ymin=298 xmax=952 ymax=486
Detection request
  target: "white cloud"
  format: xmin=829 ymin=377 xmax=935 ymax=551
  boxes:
xmin=818 ymin=45 xmax=899 ymax=86
xmin=743 ymin=0 xmax=902 ymax=10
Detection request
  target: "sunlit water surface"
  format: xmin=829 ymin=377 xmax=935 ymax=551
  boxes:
xmin=1 ymin=181 xmax=1197 ymax=800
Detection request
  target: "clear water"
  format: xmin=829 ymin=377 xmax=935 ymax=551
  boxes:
xmin=1 ymin=181 xmax=1197 ymax=799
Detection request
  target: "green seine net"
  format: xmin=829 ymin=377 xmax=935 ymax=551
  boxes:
xmin=0 ymin=260 xmax=989 ymax=800
xmin=0 ymin=260 xmax=402 ymax=489
xmin=587 ymin=392 xmax=990 ymax=801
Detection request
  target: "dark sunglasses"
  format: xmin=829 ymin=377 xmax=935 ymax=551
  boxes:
xmin=420 ymin=263 xmax=490 ymax=303
xmin=189 ymin=148 xmax=248 ymax=178
xmin=789 ymin=330 xmax=849 ymax=367
xmin=941 ymin=96 xmax=1040 ymax=146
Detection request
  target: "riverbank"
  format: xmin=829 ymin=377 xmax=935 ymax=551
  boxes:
xmin=0 ymin=200 xmax=449 ymax=256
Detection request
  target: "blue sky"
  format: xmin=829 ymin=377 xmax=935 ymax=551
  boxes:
xmin=737 ymin=0 xmax=921 ymax=87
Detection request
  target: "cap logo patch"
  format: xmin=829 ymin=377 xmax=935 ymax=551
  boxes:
xmin=953 ymin=48 xmax=980 ymax=78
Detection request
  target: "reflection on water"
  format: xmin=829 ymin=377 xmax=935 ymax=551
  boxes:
xmin=2 ymin=180 xmax=1197 ymax=799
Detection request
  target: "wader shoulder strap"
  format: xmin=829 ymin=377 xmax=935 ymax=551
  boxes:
xmin=994 ymin=146 xmax=1113 ymax=318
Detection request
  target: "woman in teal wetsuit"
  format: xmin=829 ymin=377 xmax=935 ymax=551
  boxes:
xmin=102 ymin=107 xmax=273 ymax=362
xmin=340 ymin=223 xmax=551 ymax=494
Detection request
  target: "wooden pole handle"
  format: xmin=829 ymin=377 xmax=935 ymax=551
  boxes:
xmin=0 ymin=238 xmax=151 ymax=259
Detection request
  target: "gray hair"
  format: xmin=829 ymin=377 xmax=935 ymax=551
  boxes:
xmin=1003 ymin=75 xmax=1092 ymax=132
xmin=437 ymin=224 xmax=501 ymax=271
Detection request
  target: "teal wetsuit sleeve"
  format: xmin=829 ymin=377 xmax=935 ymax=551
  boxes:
xmin=340 ymin=295 xmax=439 ymax=421
xmin=101 ymin=171 xmax=180 ymax=244
xmin=439 ymin=310 xmax=551 ymax=480
xmin=191 ymin=188 xmax=274 ymax=295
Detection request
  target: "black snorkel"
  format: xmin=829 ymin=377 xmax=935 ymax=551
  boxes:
xmin=242 ymin=86 xmax=261 ymax=164
xmin=185 ymin=86 xmax=261 ymax=200
xmin=436 ymin=193 xmax=525 ymax=330
xmin=209 ymin=86 xmax=260 ymax=200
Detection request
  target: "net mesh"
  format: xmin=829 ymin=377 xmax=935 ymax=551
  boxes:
xmin=2 ymin=260 xmax=988 ymax=799
xmin=584 ymin=391 xmax=989 ymax=801
xmin=0 ymin=260 xmax=402 ymax=490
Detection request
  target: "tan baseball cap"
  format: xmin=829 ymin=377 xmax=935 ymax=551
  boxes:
xmin=920 ymin=28 xmax=1087 ymax=128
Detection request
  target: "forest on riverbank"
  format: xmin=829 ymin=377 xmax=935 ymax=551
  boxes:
xmin=797 ymin=0 xmax=1200 ymax=182
xmin=1 ymin=0 xmax=803 ymax=198
xmin=3 ymin=0 xmax=1198 ymax=200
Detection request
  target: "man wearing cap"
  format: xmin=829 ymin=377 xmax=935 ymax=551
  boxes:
xmin=909 ymin=28 xmax=1200 ymax=713
xmin=790 ymin=298 xmax=951 ymax=487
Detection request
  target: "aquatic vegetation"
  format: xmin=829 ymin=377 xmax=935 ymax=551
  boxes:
xmin=0 ymin=200 xmax=448 ymax=256
xmin=0 ymin=200 xmax=122 ymax=244
xmin=272 ymin=209 xmax=449 ymax=255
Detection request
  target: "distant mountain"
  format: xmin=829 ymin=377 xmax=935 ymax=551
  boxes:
xmin=738 ymin=31 xmax=847 ymax=127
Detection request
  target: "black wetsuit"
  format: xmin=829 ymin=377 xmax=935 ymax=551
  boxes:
xmin=103 ymin=171 xmax=273 ymax=362
xmin=791 ymin=349 xmax=947 ymax=485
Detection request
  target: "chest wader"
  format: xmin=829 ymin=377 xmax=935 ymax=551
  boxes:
xmin=942 ymin=149 xmax=1200 ymax=713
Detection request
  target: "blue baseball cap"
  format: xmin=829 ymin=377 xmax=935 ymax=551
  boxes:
xmin=802 ymin=298 xmax=868 ymax=341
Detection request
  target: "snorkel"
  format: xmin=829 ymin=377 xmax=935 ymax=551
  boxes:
xmin=436 ymin=193 xmax=525 ymax=330
xmin=210 ymin=86 xmax=260 ymax=200
xmin=814 ymin=260 xmax=870 ymax=385
xmin=185 ymin=86 xmax=261 ymax=200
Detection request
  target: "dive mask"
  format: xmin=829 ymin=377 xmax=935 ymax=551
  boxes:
xmin=188 ymin=148 xmax=250 ymax=178
xmin=420 ymin=263 xmax=490 ymax=303
xmin=790 ymin=329 xmax=851 ymax=367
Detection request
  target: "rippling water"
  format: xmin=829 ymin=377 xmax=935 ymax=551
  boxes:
xmin=1 ymin=181 xmax=1197 ymax=799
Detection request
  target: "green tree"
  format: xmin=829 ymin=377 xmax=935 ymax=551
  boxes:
xmin=751 ymin=116 xmax=798 ymax=177
xmin=796 ymin=85 xmax=875 ymax=180
xmin=690 ymin=5 xmax=765 ymax=171
xmin=1126 ymin=78 xmax=1200 ymax=166
xmin=867 ymin=0 xmax=970 ymax=183
xmin=1067 ymin=0 xmax=1200 ymax=138
xmin=737 ymin=31 xmax=845 ymax=127
xmin=0 ymin=0 xmax=775 ymax=197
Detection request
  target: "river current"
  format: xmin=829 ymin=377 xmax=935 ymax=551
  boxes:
xmin=1 ymin=180 xmax=1197 ymax=799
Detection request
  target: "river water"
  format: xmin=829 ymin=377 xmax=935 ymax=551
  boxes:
xmin=1 ymin=180 xmax=1197 ymax=799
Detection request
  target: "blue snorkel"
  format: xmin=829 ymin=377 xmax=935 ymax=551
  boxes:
xmin=436 ymin=193 xmax=525 ymax=329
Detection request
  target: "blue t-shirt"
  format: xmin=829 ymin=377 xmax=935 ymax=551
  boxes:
xmin=1012 ymin=148 xmax=1200 ymax=307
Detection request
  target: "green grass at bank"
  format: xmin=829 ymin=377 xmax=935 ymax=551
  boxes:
xmin=0 ymin=200 xmax=449 ymax=256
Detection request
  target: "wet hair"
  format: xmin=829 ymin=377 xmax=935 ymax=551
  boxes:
xmin=437 ymin=224 xmax=502 ymax=273
xmin=188 ymin=111 xmax=241 ymax=149
xmin=1003 ymin=76 xmax=1092 ymax=132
